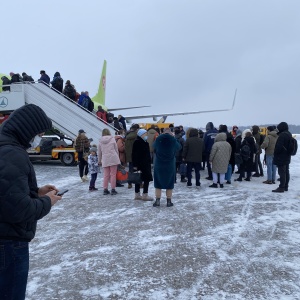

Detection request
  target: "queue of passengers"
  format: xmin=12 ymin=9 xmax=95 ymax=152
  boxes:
xmin=1 ymin=71 xmax=128 ymax=128
xmin=74 ymin=121 xmax=294 ymax=208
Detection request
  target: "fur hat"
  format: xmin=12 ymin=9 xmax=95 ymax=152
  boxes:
xmin=163 ymin=128 xmax=172 ymax=134
xmin=137 ymin=129 xmax=147 ymax=137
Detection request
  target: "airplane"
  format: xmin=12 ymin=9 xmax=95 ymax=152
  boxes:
xmin=92 ymin=60 xmax=237 ymax=123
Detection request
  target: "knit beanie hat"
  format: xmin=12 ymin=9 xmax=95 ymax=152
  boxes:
xmin=137 ymin=129 xmax=147 ymax=137
xmin=90 ymin=146 xmax=97 ymax=152
xmin=0 ymin=104 xmax=52 ymax=148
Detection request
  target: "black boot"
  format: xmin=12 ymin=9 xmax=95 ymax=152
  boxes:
xmin=209 ymin=183 xmax=218 ymax=188
xmin=153 ymin=198 xmax=160 ymax=207
xmin=180 ymin=175 xmax=187 ymax=182
xmin=272 ymin=187 xmax=285 ymax=193
xmin=167 ymin=198 xmax=173 ymax=207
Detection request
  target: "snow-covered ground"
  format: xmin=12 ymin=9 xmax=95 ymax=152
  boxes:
xmin=27 ymin=137 xmax=300 ymax=300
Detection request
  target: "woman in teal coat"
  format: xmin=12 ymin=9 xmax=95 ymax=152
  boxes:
xmin=152 ymin=128 xmax=181 ymax=207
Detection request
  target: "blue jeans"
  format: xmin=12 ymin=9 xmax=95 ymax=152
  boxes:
xmin=89 ymin=173 xmax=98 ymax=188
xmin=225 ymin=164 xmax=232 ymax=182
xmin=266 ymin=154 xmax=276 ymax=181
xmin=0 ymin=240 xmax=29 ymax=300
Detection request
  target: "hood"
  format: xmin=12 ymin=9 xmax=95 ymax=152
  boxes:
xmin=206 ymin=122 xmax=214 ymax=131
xmin=242 ymin=129 xmax=252 ymax=140
xmin=215 ymin=132 xmax=227 ymax=142
xmin=0 ymin=104 xmax=52 ymax=148
xmin=252 ymin=125 xmax=260 ymax=134
xmin=189 ymin=128 xmax=199 ymax=138
xmin=147 ymin=128 xmax=157 ymax=135
xmin=125 ymin=131 xmax=137 ymax=140
xmin=54 ymin=72 xmax=60 ymax=77
xmin=269 ymin=130 xmax=278 ymax=138
xmin=235 ymin=129 xmax=242 ymax=137
xmin=100 ymin=135 xmax=115 ymax=144
xmin=277 ymin=122 xmax=289 ymax=133
xmin=219 ymin=124 xmax=228 ymax=133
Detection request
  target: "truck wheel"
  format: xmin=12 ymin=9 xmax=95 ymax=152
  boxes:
xmin=60 ymin=152 xmax=76 ymax=166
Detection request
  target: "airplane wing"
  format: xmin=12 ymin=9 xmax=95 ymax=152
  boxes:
xmin=108 ymin=105 xmax=151 ymax=112
xmin=125 ymin=89 xmax=237 ymax=122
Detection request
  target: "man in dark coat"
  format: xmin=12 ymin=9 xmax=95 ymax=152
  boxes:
xmin=132 ymin=129 xmax=153 ymax=200
xmin=272 ymin=122 xmax=292 ymax=193
xmin=153 ymin=128 xmax=181 ymax=207
xmin=174 ymin=127 xmax=186 ymax=182
xmin=252 ymin=125 xmax=264 ymax=177
xmin=0 ymin=104 xmax=62 ymax=299
xmin=182 ymin=128 xmax=205 ymax=187
xmin=38 ymin=70 xmax=50 ymax=84
xmin=22 ymin=72 xmax=34 ymax=82
xmin=1 ymin=75 xmax=11 ymax=91
xmin=118 ymin=115 xmax=127 ymax=131
xmin=235 ymin=130 xmax=256 ymax=182
xmin=125 ymin=124 xmax=139 ymax=188
xmin=51 ymin=71 xmax=64 ymax=93
xmin=203 ymin=122 xmax=218 ymax=180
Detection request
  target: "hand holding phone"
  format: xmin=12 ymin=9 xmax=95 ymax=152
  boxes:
xmin=57 ymin=189 xmax=69 ymax=196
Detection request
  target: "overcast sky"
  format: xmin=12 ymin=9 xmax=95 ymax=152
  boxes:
xmin=2 ymin=0 xmax=300 ymax=128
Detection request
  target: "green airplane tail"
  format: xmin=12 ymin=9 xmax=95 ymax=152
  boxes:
xmin=92 ymin=60 xmax=107 ymax=110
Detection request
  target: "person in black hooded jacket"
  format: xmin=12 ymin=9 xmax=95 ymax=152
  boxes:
xmin=272 ymin=122 xmax=292 ymax=193
xmin=51 ymin=71 xmax=64 ymax=93
xmin=0 ymin=104 xmax=62 ymax=299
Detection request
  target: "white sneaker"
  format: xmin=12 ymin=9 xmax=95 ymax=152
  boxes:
xmin=83 ymin=175 xmax=88 ymax=181
xmin=81 ymin=177 xmax=85 ymax=182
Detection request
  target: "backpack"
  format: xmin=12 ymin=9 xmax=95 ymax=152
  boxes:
xmin=240 ymin=142 xmax=251 ymax=161
xmin=82 ymin=97 xmax=90 ymax=109
xmin=287 ymin=136 xmax=298 ymax=156
xmin=106 ymin=112 xmax=114 ymax=123
xmin=54 ymin=77 xmax=63 ymax=89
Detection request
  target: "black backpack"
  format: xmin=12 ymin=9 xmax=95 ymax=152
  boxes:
xmin=54 ymin=77 xmax=63 ymax=89
xmin=287 ymin=136 xmax=298 ymax=156
xmin=240 ymin=142 xmax=251 ymax=161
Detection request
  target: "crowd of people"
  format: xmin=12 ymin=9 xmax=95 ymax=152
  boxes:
xmin=0 ymin=101 xmax=296 ymax=299
xmin=74 ymin=120 xmax=295 ymax=207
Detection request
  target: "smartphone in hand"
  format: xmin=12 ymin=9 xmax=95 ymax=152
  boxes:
xmin=57 ymin=189 xmax=69 ymax=196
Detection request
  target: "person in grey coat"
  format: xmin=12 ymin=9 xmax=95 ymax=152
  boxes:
xmin=209 ymin=132 xmax=232 ymax=188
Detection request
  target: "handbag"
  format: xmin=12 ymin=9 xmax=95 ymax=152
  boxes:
xmin=116 ymin=168 xmax=129 ymax=182
xmin=127 ymin=171 xmax=142 ymax=184
xmin=83 ymin=152 xmax=89 ymax=161
xmin=234 ymin=153 xmax=243 ymax=165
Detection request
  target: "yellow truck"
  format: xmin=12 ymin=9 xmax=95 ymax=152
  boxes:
xmin=139 ymin=123 xmax=174 ymax=131
xmin=28 ymin=135 xmax=78 ymax=166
